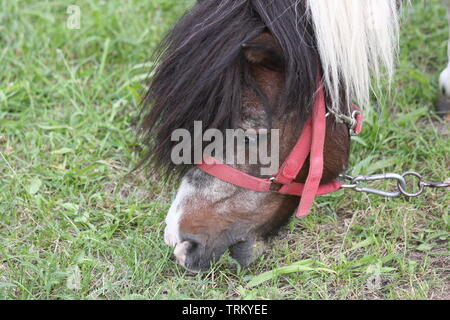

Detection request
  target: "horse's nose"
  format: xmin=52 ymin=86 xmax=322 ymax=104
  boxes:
xmin=174 ymin=241 xmax=194 ymax=267
xmin=174 ymin=234 xmax=206 ymax=271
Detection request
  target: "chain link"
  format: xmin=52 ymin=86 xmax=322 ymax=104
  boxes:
xmin=340 ymin=172 xmax=450 ymax=198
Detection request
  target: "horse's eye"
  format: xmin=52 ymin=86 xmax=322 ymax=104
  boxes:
xmin=242 ymin=33 xmax=284 ymax=72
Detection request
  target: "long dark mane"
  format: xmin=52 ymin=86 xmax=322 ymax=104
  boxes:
xmin=138 ymin=0 xmax=320 ymax=178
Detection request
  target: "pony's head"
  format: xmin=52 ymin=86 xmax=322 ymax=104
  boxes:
xmin=139 ymin=0 xmax=399 ymax=272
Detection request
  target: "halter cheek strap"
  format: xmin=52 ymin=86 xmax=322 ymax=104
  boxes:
xmin=285 ymin=82 xmax=326 ymax=217
xmin=197 ymin=82 xmax=363 ymax=218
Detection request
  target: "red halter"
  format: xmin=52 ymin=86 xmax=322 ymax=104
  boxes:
xmin=197 ymin=82 xmax=363 ymax=218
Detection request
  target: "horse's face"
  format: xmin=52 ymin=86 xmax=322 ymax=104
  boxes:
xmin=164 ymin=33 xmax=350 ymax=272
xmin=140 ymin=0 xmax=399 ymax=272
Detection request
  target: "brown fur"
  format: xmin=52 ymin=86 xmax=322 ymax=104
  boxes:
xmin=175 ymin=32 xmax=350 ymax=271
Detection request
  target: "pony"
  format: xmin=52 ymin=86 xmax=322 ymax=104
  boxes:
xmin=439 ymin=0 xmax=450 ymax=119
xmin=138 ymin=0 xmax=448 ymax=272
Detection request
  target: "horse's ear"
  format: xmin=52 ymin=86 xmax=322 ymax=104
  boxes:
xmin=242 ymin=33 xmax=284 ymax=72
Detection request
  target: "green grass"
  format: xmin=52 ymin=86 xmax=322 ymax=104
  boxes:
xmin=0 ymin=0 xmax=449 ymax=300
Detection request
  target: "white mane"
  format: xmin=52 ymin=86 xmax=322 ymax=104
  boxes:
xmin=306 ymin=0 xmax=401 ymax=115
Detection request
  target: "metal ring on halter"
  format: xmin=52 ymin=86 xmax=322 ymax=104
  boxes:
xmin=349 ymin=110 xmax=362 ymax=136
xmin=269 ymin=177 xmax=283 ymax=192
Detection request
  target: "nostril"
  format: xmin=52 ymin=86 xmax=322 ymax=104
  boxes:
xmin=186 ymin=240 xmax=199 ymax=253
xmin=179 ymin=234 xmax=203 ymax=253
xmin=179 ymin=240 xmax=200 ymax=257
xmin=174 ymin=234 xmax=206 ymax=271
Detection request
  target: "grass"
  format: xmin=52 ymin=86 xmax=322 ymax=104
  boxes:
xmin=0 ymin=0 xmax=449 ymax=300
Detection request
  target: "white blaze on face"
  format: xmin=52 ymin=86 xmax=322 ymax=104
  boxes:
xmin=164 ymin=175 xmax=236 ymax=248
xmin=164 ymin=178 xmax=195 ymax=248
xmin=164 ymin=170 xmax=266 ymax=250
xmin=164 ymin=174 xmax=214 ymax=270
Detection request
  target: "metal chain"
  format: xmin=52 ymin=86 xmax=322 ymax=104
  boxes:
xmin=340 ymin=172 xmax=450 ymax=198
xmin=332 ymin=109 xmax=449 ymax=198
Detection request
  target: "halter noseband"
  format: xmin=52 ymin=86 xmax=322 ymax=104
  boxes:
xmin=197 ymin=81 xmax=363 ymax=218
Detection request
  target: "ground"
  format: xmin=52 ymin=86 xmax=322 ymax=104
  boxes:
xmin=0 ymin=0 xmax=448 ymax=300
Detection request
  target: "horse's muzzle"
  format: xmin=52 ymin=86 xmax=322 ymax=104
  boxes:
xmin=173 ymin=233 xmax=266 ymax=272
xmin=173 ymin=234 xmax=225 ymax=272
